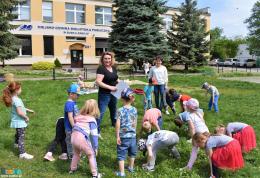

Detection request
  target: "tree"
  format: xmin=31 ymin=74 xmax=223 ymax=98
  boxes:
xmin=0 ymin=0 xmax=20 ymax=67
xmin=245 ymin=1 xmax=260 ymax=56
xmin=167 ymin=0 xmax=209 ymax=71
xmin=109 ymin=0 xmax=169 ymax=65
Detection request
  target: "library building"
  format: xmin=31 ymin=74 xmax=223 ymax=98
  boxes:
xmin=6 ymin=0 xmax=210 ymax=68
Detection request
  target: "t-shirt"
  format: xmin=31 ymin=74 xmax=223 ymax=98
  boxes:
xmin=10 ymin=96 xmax=27 ymax=128
xmin=226 ymin=122 xmax=248 ymax=135
xmin=179 ymin=109 xmax=203 ymax=122
xmin=144 ymin=85 xmax=154 ymax=100
xmin=144 ymin=63 xmax=150 ymax=71
xmin=186 ymin=110 xmax=209 ymax=133
xmin=64 ymin=100 xmax=79 ymax=132
xmin=148 ymin=65 xmax=168 ymax=85
xmin=180 ymin=95 xmax=191 ymax=102
xmin=96 ymin=65 xmax=118 ymax=94
xmin=117 ymin=106 xmax=137 ymax=138
xmin=206 ymin=135 xmax=233 ymax=150
xmin=146 ymin=130 xmax=179 ymax=146
xmin=143 ymin=108 xmax=162 ymax=126
xmin=207 ymin=86 xmax=219 ymax=96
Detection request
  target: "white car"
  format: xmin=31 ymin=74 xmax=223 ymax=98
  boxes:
xmin=223 ymin=58 xmax=238 ymax=66
xmin=237 ymin=59 xmax=256 ymax=67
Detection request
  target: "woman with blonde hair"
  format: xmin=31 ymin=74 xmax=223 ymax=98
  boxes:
xmin=96 ymin=52 xmax=119 ymax=135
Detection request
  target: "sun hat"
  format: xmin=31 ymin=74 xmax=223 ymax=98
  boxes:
xmin=67 ymin=84 xmax=81 ymax=94
xmin=121 ymin=87 xmax=134 ymax=99
xmin=185 ymin=98 xmax=199 ymax=111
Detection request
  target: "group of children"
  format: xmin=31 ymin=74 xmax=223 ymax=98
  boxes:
xmin=1 ymin=80 xmax=256 ymax=178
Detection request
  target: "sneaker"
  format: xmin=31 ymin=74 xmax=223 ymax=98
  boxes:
xmin=142 ymin=164 xmax=154 ymax=172
xmin=115 ymin=171 xmax=125 ymax=177
xmin=69 ymin=169 xmax=76 ymax=174
xmin=44 ymin=152 xmax=55 ymax=161
xmin=58 ymin=153 xmax=68 ymax=160
xmin=165 ymin=110 xmax=170 ymax=115
xmin=127 ymin=167 xmax=134 ymax=173
xmin=92 ymin=173 xmax=103 ymax=178
xmin=20 ymin=153 xmax=34 ymax=160
xmin=14 ymin=143 xmax=18 ymax=148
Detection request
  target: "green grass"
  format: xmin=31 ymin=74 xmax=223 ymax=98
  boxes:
xmin=0 ymin=74 xmax=260 ymax=178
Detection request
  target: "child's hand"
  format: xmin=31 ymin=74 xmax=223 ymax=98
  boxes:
xmin=117 ymin=137 xmax=121 ymax=145
xmin=110 ymin=86 xmax=117 ymax=92
xmin=95 ymin=149 xmax=98 ymax=157
xmin=25 ymin=116 xmax=29 ymax=123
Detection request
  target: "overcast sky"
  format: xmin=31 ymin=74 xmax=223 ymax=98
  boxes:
xmin=167 ymin=0 xmax=257 ymax=38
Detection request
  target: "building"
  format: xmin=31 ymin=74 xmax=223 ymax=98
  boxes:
xmin=4 ymin=0 xmax=210 ymax=68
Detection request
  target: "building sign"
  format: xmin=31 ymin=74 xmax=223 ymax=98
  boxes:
xmin=11 ymin=22 xmax=111 ymax=38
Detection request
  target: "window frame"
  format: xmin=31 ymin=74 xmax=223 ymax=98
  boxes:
xmin=14 ymin=0 xmax=31 ymax=21
xmin=95 ymin=6 xmax=112 ymax=26
xmin=66 ymin=36 xmax=86 ymax=42
xmin=65 ymin=3 xmax=85 ymax=24
xmin=43 ymin=36 xmax=54 ymax=56
xmin=17 ymin=35 xmax=32 ymax=56
xmin=42 ymin=1 xmax=53 ymax=22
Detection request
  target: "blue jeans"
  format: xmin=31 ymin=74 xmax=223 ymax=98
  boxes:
xmin=117 ymin=138 xmax=137 ymax=161
xmin=208 ymin=95 xmax=219 ymax=112
xmin=158 ymin=116 xmax=163 ymax=129
xmin=97 ymin=92 xmax=117 ymax=134
xmin=154 ymin=85 xmax=166 ymax=111
xmin=144 ymin=99 xmax=152 ymax=111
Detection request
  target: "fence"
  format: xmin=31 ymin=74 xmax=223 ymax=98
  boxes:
xmin=215 ymin=65 xmax=260 ymax=73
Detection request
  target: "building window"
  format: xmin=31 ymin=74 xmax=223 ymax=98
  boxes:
xmin=13 ymin=0 xmax=30 ymax=21
xmin=44 ymin=36 xmax=54 ymax=56
xmin=162 ymin=15 xmax=173 ymax=30
xmin=95 ymin=38 xmax=108 ymax=56
xmin=42 ymin=1 xmax=53 ymax=22
xmin=66 ymin=37 xmax=86 ymax=42
xmin=17 ymin=36 xmax=32 ymax=56
xmin=95 ymin=7 xmax=112 ymax=26
xmin=66 ymin=3 xmax=85 ymax=24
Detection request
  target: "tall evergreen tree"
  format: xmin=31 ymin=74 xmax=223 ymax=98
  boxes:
xmin=0 ymin=0 xmax=19 ymax=67
xmin=167 ymin=0 xmax=209 ymax=71
xmin=245 ymin=1 xmax=260 ymax=56
xmin=109 ymin=0 xmax=169 ymax=65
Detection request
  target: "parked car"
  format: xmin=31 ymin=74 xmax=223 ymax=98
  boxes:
xmin=237 ymin=59 xmax=256 ymax=67
xmin=208 ymin=59 xmax=218 ymax=66
xmin=223 ymin=58 xmax=238 ymax=66
xmin=217 ymin=59 xmax=225 ymax=66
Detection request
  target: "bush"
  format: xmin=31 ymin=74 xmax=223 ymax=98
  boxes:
xmin=32 ymin=61 xmax=55 ymax=70
xmin=54 ymin=58 xmax=62 ymax=68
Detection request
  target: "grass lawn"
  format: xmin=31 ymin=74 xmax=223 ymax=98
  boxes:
xmin=0 ymin=74 xmax=259 ymax=178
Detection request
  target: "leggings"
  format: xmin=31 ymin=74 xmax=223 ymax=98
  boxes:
xmin=15 ymin=128 xmax=26 ymax=154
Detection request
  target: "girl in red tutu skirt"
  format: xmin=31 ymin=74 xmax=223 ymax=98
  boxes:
xmin=193 ymin=132 xmax=244 ymax=178
xmin=215 ymin=122 xmax=256 ymax=153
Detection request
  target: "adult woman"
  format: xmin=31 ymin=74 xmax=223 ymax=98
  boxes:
xmin=96 ymin=52 xmax=118 ymax=135
xmin=148 ymin=56 xmax=168 ymax=111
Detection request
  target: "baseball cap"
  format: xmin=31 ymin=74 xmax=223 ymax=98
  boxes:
xmin=202 ymin=82 xmax=209 ymax=89
xmin=185 ymin=98 xmax=199 ymax=111
xmin=121 ymin=87 xmax=134 ymax=99
xmin=67 ymin=84 xmax=81 ymax=95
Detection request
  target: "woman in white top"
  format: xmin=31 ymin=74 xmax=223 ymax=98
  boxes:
xmin=148 ymin=56 xmax=168 ymax=111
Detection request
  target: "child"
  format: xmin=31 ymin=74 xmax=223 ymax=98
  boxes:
xmin=202 ymin=82 xmax=220 ymax=113
xmin=169 ymin=90 xmax=191 ymax=112
xmin=182 ymin=98 xmax=209 ymax=170
xmin=64 ymin=83 xmax=80 ymax=159
xmin=143 ymin=61 xmax=150 ymax=77
xmin=69 ymin=99 xmax=102 ymax=178
xmin=77 ymin=74 xmax=86 ymax=89
xmin=193 ymin=132 xmax=244 ymax=178
xmin=215 ymin=122 xmax=256 ymax=153
xmin=44 ymin=117 xmax=67 ymax=161
xmin=141 ymin=108 xmax=163 ymax=135
xmin=164 ymin=88 xmax=177 ymax=115
xmin=2 ymin=81 xmax=34 ymax=159
xmin=143 ymin=78 xmax=154 ymax=111
xmin=140 ymin=130 xmax=180 ymax=172
xmin=115 ymin=88 xmax=137 ymax=177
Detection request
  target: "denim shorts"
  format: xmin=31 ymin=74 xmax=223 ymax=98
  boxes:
xmin=117 ymin=138 xmax=137 ymax=161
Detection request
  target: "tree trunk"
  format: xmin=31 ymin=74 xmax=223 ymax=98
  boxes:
xmin=184 ymin=63 xmax=189 ymax=71
xmin=2 ymin=60 xmax=5 ymax=68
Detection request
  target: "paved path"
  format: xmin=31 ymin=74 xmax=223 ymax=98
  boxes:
xmin=220 ymin=77 xmax=260 ymax=84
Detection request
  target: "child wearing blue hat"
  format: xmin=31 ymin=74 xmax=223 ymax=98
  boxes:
xmin=115 ymin=88 xmax=138 ymax=177
xmin=64 ymin=84 xmax=81 ymax=159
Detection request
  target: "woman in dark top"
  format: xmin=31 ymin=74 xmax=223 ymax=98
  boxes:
xmin=96 ymin=52 xmax=118 ymax=135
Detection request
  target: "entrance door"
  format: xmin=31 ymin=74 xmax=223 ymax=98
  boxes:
xmin=71 ymin=50 xmax=83 ymax=68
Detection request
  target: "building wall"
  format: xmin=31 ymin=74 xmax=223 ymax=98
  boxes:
xmin=4 ymin=0 xmax=211 ymax=67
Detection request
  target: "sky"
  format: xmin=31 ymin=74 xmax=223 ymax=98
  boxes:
xmin=167 ymin=0 xmax=258 ymax=38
